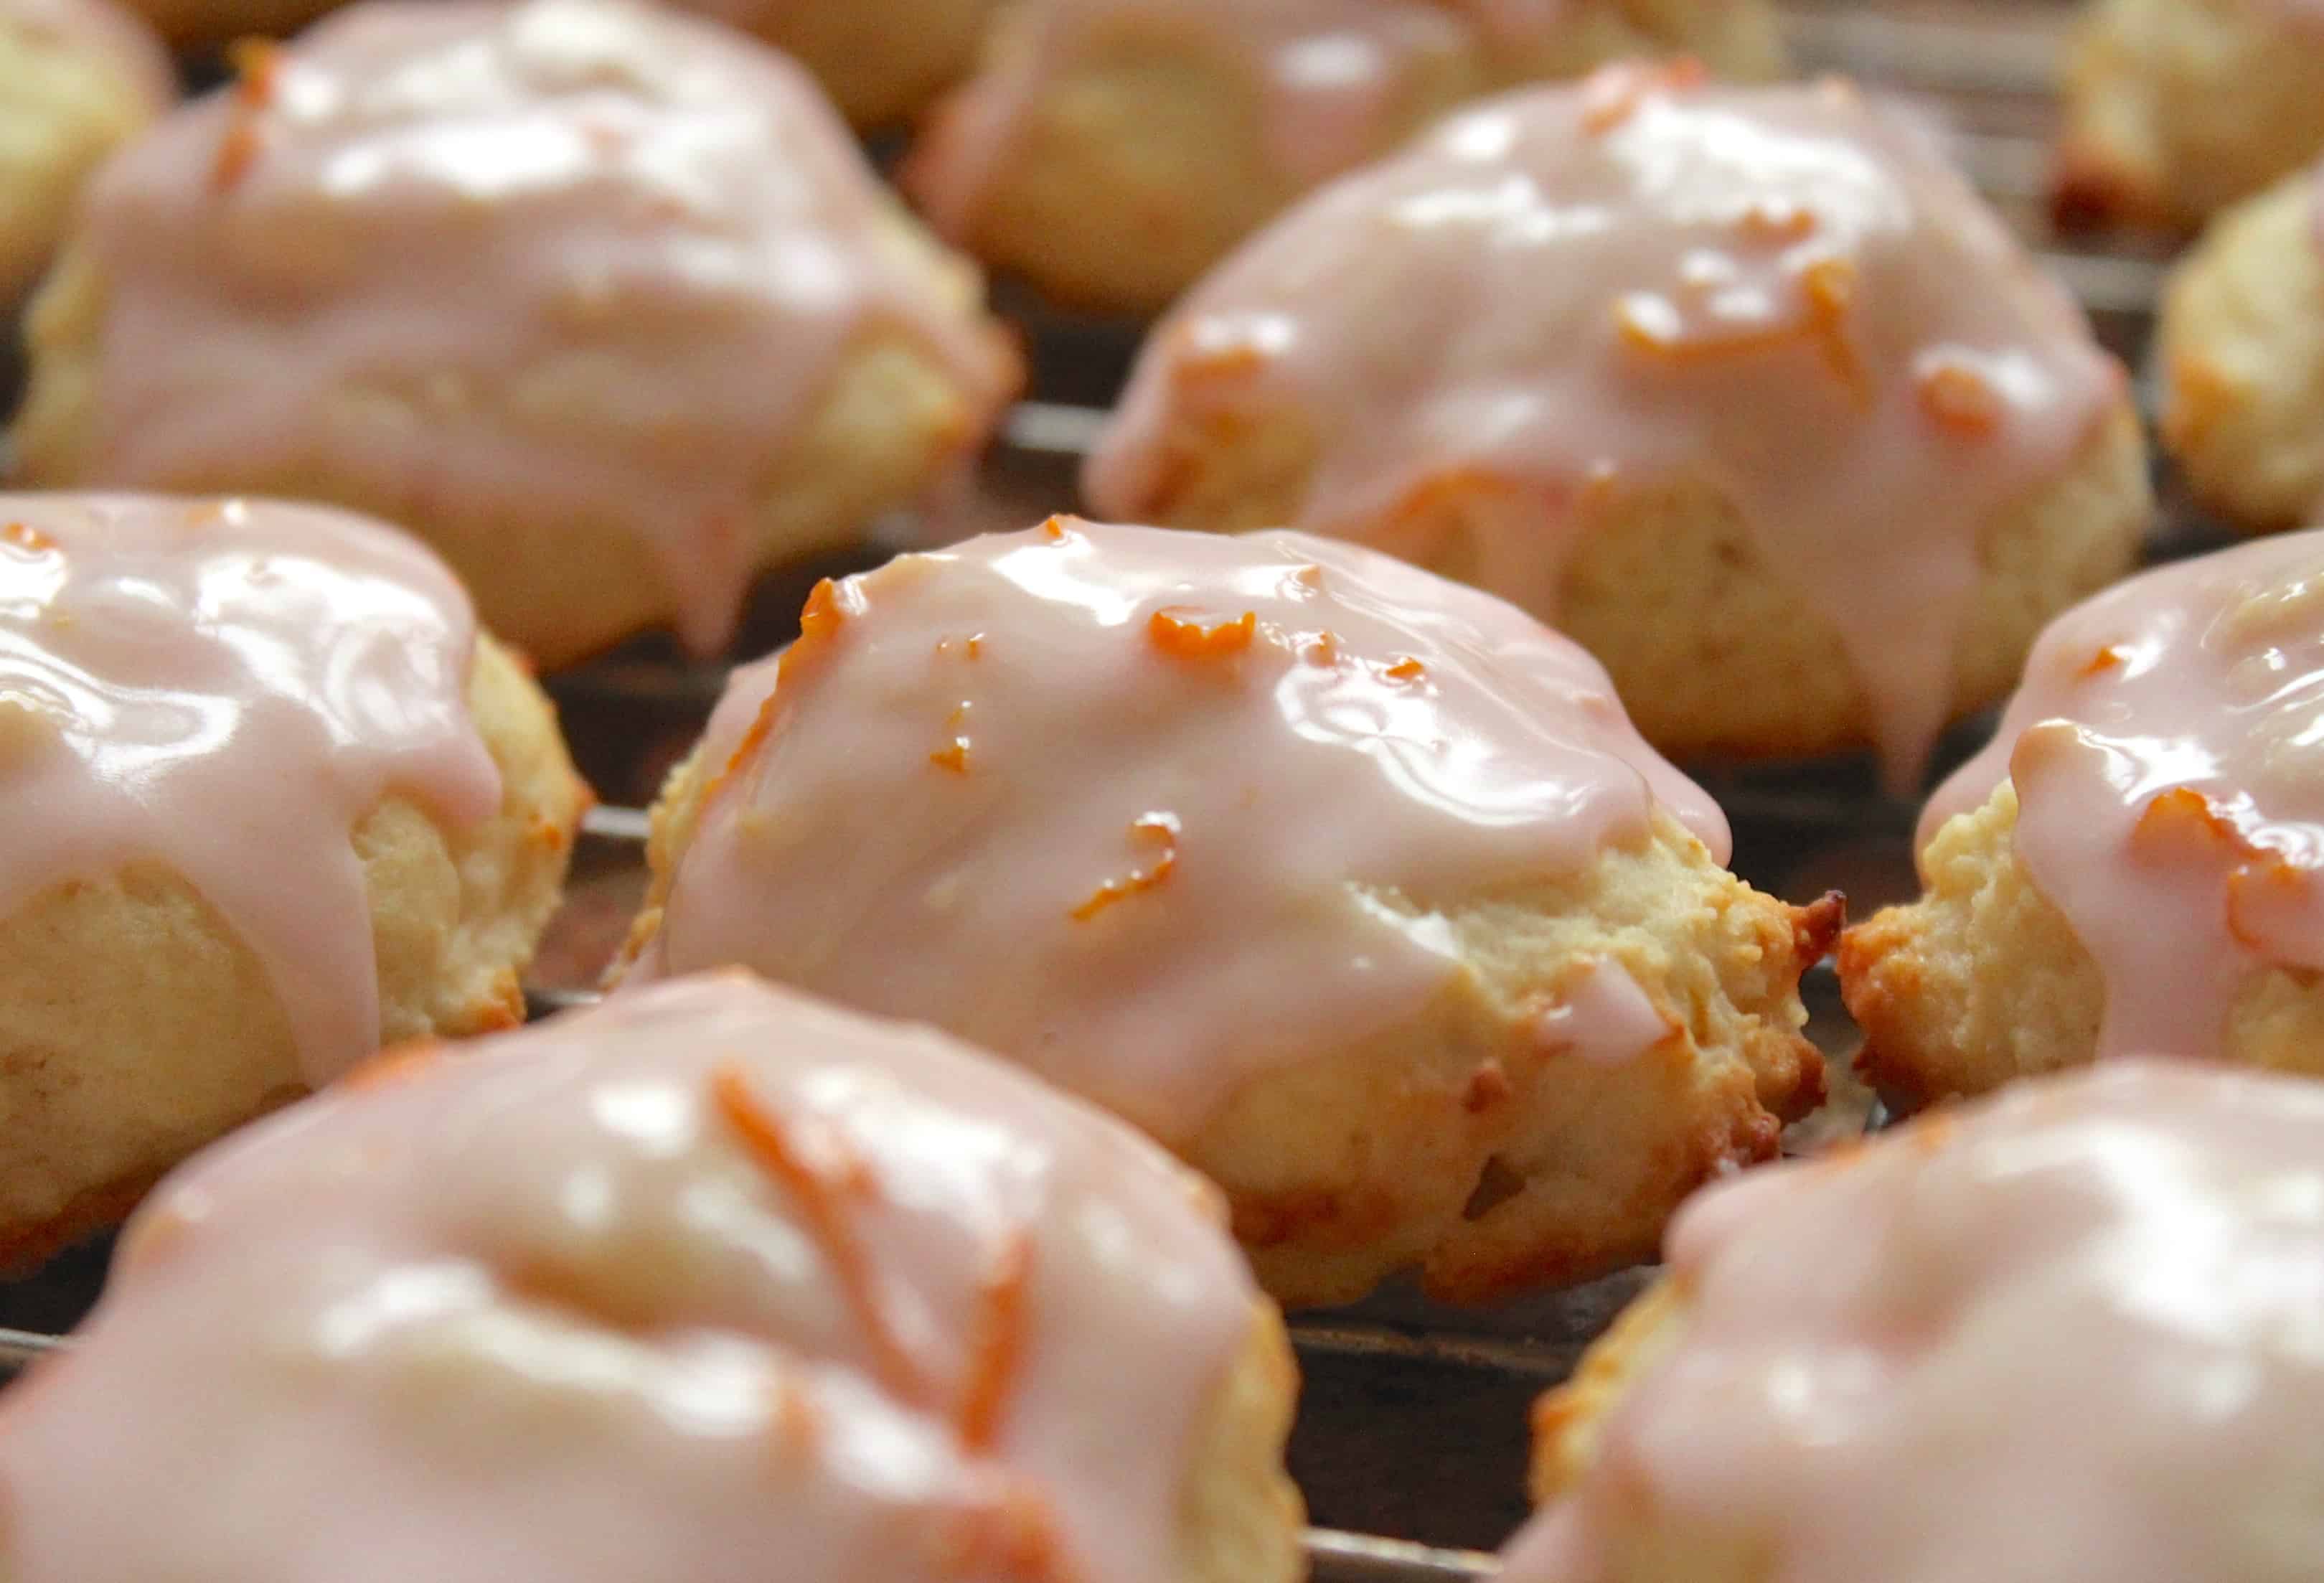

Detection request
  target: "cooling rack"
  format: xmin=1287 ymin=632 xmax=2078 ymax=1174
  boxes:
xmin=0 ymin=0 xmax=2223 ymax=1570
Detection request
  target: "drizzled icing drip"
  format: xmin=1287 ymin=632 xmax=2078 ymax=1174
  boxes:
xmin=1087 ymin=66 xmax=2121 ymax=785
xmin=1507 ymin=1060 xmax=2324 ymax=1583
xmin=0 ymin=493 xmax=499 ymax=1086
xmin=620 ymin=517 xmax=1723 ymax=1142
xmin=59 ymin=0 xmax=1017 ymax=654
xmin=1922 ymin=528 xmax=2324 ymax=1064
xmin=0 ymin=974 xmax=1259 ymax=1583
xmin=3 ymin=0 xmax=174 ymax=110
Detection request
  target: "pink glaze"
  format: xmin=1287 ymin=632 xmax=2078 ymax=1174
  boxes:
xmin=1531 ymin=956 xmax=1673 ymax=1066
xmin=63 ymin=0 xmax=1017 ymax=655
xmin=1921 ymin=529 xmax=2324 ymax=1066
xmin=1506 ymin=1058 xmax=2324 ymax=1582
xmin=905 ymin=0 xmax=1474 ymax=236
xmin=0 ymin=492 xmax=499 ymax=1086
xmin=621 ymin=517 xmax=1725 ymax=1143
xmin=2 ymin=0 xmax=174 ymax=110
xmin=1087 ymin=68 xmax=2123 ymax=786
xmin=0 ymin=972 xmax=1260 ymax=1583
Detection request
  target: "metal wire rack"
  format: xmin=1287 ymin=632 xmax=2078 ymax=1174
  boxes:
xmin=0 ymin=1 xmax=2212 ymax=1572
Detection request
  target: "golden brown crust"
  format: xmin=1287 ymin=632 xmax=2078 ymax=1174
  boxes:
xmin=1176 ymin=1303 xmax=1307 ymax=1583
xmin=1529 ymin=1272 xmax=1691 ymax=1503
xmin=0 ymin=6 xmax=163 ymax=304
xmin=2156 ymin=172 xmax=2324 ymax=536
xmin=1840 ymin=781 xmax=2324 ymax=1112
xmin=2051 ymin=0 xmax=2324 ymax=235
xmin=0 ymin=634 xmax=586 ymax=1261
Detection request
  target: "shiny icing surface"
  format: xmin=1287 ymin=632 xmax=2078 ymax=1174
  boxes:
xmin=0 ymin=492 xmax=499 ymax=1085
xmin=1507 ymin=1059 xmax=2324 ymax=1582
xmin=1924 ymin=528 xmax=2324 ymax=1065
xmin=621 ymin=517 xmax=1726 ymax=1142
xmin=1088 ymin=67 xmax=2121 ymax=784
xmin=65 ymin=0 xmax=1016 ymax=654
xmin=906 ymin=0 xmax=1474 ymax=237
xmin=2 ymin=0 xmax=174 ymax=109
xmin=0 ymin=972 xmax=1257 ymax=1583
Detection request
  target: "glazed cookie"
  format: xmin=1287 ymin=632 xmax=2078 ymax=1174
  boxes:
xmin=672 ymin=0 xmax=1002 ymax=128
xmin=11 ymin=0 xmax=1022 ymax=668
xmin=1515 ymin=1060 xmax=2324 ymax=1582
xmin=904 ymin=0 xmax=1784 ymax=314
xmin=0 ymin=492 xmax=588 ymax=1267
xmin=0 ymin=972 xmax=1305 ymax=1583
xmin=1085 ymin=66 xmax=2150 ymax=788
xmin=1842 ymin=530 xmax=2324 ymax=1111
xmin=0 ymin=0 xmax=171 ymax=303
xmin=2054 ymin=0 xmax=2324 ymax=232
xmin=2155 ymin=162 xmax=2324 ymax=533
xmin=612 ymin=518 xmax=1838 ymax=1308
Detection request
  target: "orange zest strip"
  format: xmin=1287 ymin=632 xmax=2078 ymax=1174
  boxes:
xmin=1614 ymin=266 xmax=1864 ymax=405
xmin=1040 ymin=517 xmax=1071 ymax=543
xmin=700 ymin=577 xmax=857 ymax=811
xmin=1578 ymin=57 xmax=1706 ymax=134
xmin=938 ymin=1481 xmax=1076 ymax=1583
xmin=710 ymin=1064 xmax=926 ymax=1404
xmin=698 ymin=688 xmax=782 ymax=813
xmin=340 ymin=1040 xmax=446 ymax=1093
xmin=771 ymin=1377 xmax=824 ymax=1465
xmin=1797 ymin=257 xmax=1868 ymax=403
xmin=792 ymin=576 xmax=848 ymax=655
xmin=955 ymin=1232 xmax=1035 ymax=1452
xmin=210 ymin=39 xmax=282 ymax=193
xmin=2226 ymin=853 xmax=2307 ymax=952
xmin=1385 ymin=656 xmax=1426 ymax=682
xmin=1739 ymin=202 xmax=1816 ymax=242
xmin=211 ymin=122 xmax=262 ymax=192
xmin=1 ymin=521 xmax=55 ymax=554
xmin=2128 ymin=786 xmax=2240 ymax=863
xmin=931 ymin=738 xmax=972 ymax=774
xmin=1148 ymin=608 xmax=1256 ymax=660
xmin=228 ymin=37 xmax=281 ymax=105
xmin=2077 ymin=644 xmax=2127 ymax=679
xmin=2125 ymin=787 xmax=2319 ymax=954
xmin=1917 ymin=360 xmax=2000 ymax=437
xmin=1070 ymin=813 xmax=1181 ymax=922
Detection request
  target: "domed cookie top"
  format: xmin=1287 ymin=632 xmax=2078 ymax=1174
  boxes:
xmin=1513 ymin=1059 xmax=2324 ymax=1583
xmin=0 ymin=492 xmax=500 ymax=1084
xmin=1088 ymin=65 xmax=2125 ymax=781
xmin=621 ymin=516 xmax=1728 ymax=1142
xmin=1922 ymin=527 xmax=2324 ymax=1067
xmin=0 ymin=972 xmax=1284 ymax=1583
xmin=909 ymin=0 xmax=1478 ymax=237
xmin=32 ymin=0 xmax=1019 ymax=654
